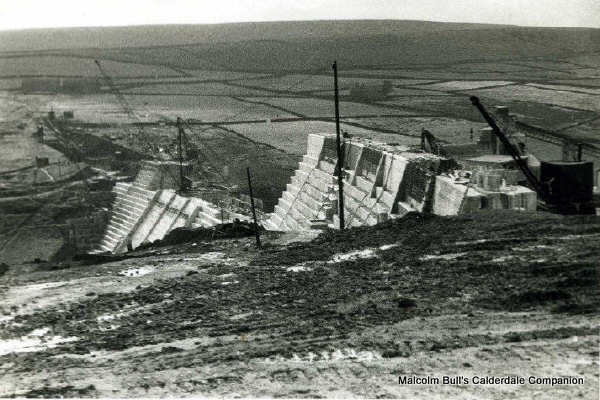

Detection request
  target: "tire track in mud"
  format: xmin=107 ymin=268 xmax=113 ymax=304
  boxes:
xmin=0 ymin=212 xmax=598 ymax=397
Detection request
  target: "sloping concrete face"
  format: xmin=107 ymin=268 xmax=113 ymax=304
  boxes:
xmin=95 ymin=181 xmax=158 ymax=253
xmin=266 ymin=133 xmax=537 ymax=231
xmin=93 ymin=163 xmax=252 ymax=254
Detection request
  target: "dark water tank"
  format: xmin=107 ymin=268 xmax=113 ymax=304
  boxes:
xmin=540 ymin=161 xmax=593 ymax=203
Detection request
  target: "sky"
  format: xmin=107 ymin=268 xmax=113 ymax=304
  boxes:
xmin=0 ymin=0 xmax=598 ymax=31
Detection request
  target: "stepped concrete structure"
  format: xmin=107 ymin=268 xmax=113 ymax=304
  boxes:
xmin=264 ymin=134 xmax=537 ymax=231
xmin=94 ymin=132 xmax=538 ymax=252
xmin=93 ymin=161 xmax=251 ymax=254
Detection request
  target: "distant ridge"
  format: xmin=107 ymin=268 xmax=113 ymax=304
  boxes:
xmin=0 ymin=19 xmax=596 ymax=53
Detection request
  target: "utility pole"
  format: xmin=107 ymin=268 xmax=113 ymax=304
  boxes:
xmin=38 ymin=124 xmax=44 ymax=145
xmin=176 ymin=117 xmax=185 ymax=192
xmin=333 ymin=61 xmax=345 ymax=230
xmin=246 ymin=167 xmax=261 ymax=246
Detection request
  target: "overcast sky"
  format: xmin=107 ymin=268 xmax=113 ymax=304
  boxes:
xmin=0 ymin=0 xmax=598 ymax=31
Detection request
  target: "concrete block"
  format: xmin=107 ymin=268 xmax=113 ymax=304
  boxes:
xmin=312 ymin=167 xmax=333 ymax=183
xmin=307 ymin=134 xmax=326 ymax=159
xmin=482 ymin=174 xmax=503 ymax=191
xmin=146 ymin=210 xmax=178 ymax=243
xmin=131 ymin=200 xmax=168 ymax=248
xmin=286 ymin=183 xmax=302 ymax=195
xmin=298 ymin=191 xmax=320 ymax=210
xmin=432 ymin=176 xmax=468 ymax=216
xmin=303 ymin=183 xmax=326 ymax=202
xmin=379 ymin=190 xmax=396 ymax=209
xmin=355 ymin=175 xmax=374 ymax=194
xmin=355 ymin=205 xmax=371 ymax=221
xmin=197 ymin=210 xmax=222 ymax=227
xmin=319 ymin=160 xmax=337 ymax=175
xmin=294 ymin=199 xmax=315 ymax=221
xmin=302 ymin=154 xmax=319 ymax=166
xmin=396 ymin=201 xmax=415 ymax=216
xmin=345 ymin=184 xmax=368 ymax=202
xmin=298 ymin=161 xmax=314 ymax=174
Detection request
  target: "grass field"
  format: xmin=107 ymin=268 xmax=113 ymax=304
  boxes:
xmin=471 ymin=85 xmax=600 ymax=112
xmin=226 ymin=120 xmax=412 ymax=154
xmin=242 ymin=96 xmax=419 ymax=118
xmin=44 ymin=95 xmax=298 ymax=123
xmin=1 ymin=20 xmax=599 ymax=187
xmin=123 ymin=82 xmax=277 ymax=96
xmin=0 ymin=56 xmax=181 ymax=78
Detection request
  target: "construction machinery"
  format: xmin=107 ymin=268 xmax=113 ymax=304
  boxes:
xmin=470 ymin=95 xmax=596 ymax=214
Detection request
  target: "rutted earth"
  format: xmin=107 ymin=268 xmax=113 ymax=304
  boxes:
xmin=0 ymin=212 xmax=598 ymax=398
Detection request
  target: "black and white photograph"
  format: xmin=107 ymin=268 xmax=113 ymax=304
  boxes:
xmin=0 ymin=0 xmax=598 ymax=398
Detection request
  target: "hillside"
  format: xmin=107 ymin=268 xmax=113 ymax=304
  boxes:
xmin=0 ymin=21 xmax=598 ymax=68
xmin=0 ymin=211 xmax=598 ymax=397
xmin=0 ymin=20 xmax=512 ymax=52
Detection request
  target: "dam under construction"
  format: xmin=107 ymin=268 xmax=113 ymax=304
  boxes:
xmin=3 ymin=90 xmax=597 ymax=259
xmin=1 ymin=19 xmax=599 ymax=399
xmin=92 ymin=123 xmax=541 ymax=254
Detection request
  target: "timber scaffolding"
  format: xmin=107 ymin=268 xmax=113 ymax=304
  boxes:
xmin=264 ymin=133 xmax=537 ymax=231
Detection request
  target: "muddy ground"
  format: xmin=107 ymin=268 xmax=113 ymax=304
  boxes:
xmin=0 ymin=211 xmax=598 ymax=398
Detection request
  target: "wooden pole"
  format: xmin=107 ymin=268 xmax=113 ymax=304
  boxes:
xmin=246 ymin=167 xmax=261 ymax=246
xmin=177 ymin=117 xmax=184 ymax=192
xmin=333 ymin=61 xmax=345 ymax=230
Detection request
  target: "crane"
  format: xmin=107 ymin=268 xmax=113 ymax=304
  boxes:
xmin=94 ymin=59 xmax=188 ymax=190
xmin=470 ymin=96 xmax=550 ymax=203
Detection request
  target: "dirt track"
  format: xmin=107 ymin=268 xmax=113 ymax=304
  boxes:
xmin=0 ymin=211 xmax=598 ymax=398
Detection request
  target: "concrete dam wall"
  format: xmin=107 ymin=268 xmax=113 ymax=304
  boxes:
xmin=264 ymin=134 xmax=537 ymax=231
xmin=94 ymin=133 xmax=537 ymax=253
xmin=94 ymin=162 xmax=249 ymax=254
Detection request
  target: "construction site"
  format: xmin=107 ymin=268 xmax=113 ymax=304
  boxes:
xmin=0 ymin=19 xmax=599 ymax=399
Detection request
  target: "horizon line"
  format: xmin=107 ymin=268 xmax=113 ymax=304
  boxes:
xmin=2 ymin=18 xmax=599 ymax=33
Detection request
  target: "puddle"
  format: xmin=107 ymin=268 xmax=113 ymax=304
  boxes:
xmin=286 ymin=265 xmax=312 ymax=272
xmin=263 ymin=348 xmax=382 ymax=363
xmin=328 ymin=249 xmax=376 ymax=264
xmin=512 ymin=245 xmax=557 ymax=252
xmin=117 ymin=266 xmax=155 ymax=277
xmin=0 ymin=328 xmax=78 ymax=356
xmin=96 ymin=312 xmax=125 ymax=322
xmin=0 ymin=314 xmax=15 ymax=323
xmin=420 ymin=252 xmax=468 ymax=261
xmin=18 ymin=281 xmax=69 ymax=291
xmin=491 ymin=255 xmax=516 ymax=263
xmin=454 ymin=239 xmax=490 ymax=245
xmin=218 ymin=273 xmax=236 ymax=278
xmin=379 ymin=244 xmax=399 ymax=251
xmin=221 ymin=281 xmax=239 ymax=286
xmin=162 ymin=252 xmax=227 ymax=262
xmin=29 ymin=327 xmax=50 ymax=336
xmin=556 ymin=234 xmax=600 ymax=241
